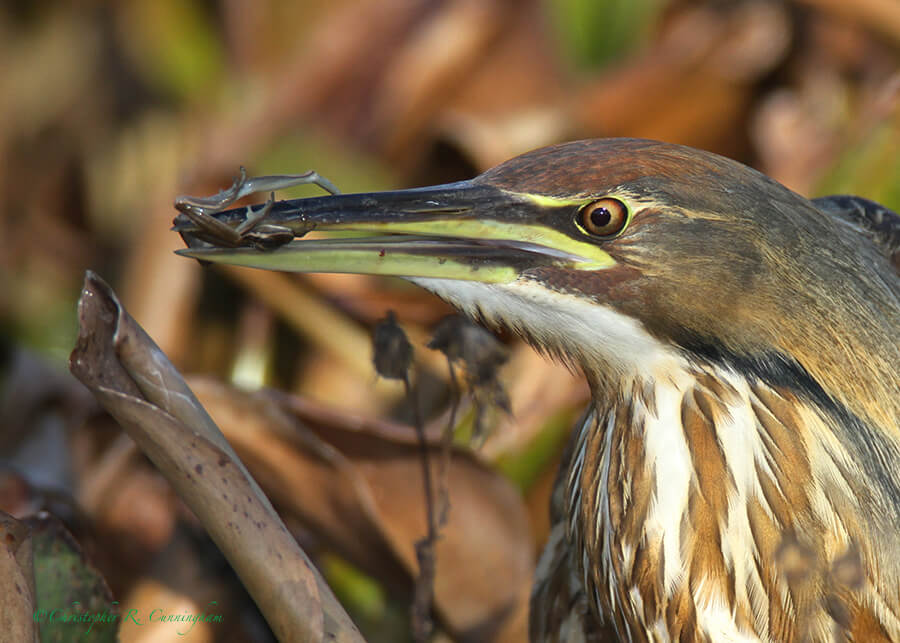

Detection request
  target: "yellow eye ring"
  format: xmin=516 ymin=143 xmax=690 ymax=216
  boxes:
xmin=578 ymin=198 xmax=629 ymax=238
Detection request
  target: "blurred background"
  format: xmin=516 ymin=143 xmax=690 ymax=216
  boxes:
xmin=1 ymin=0 xmax=898 ymax=641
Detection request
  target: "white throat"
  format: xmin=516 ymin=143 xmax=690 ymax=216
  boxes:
xmin=410 ymin=277 xmax=685 ymax=380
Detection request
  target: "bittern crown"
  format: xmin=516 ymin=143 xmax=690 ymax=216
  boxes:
xmin=175 ymin=139 xmax=900 ymax=641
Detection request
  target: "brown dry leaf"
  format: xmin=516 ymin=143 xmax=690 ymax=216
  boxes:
xmin=68 ymin=271 xmax=363 ymax=643
xmin=167 ymin=0 xmax=427 ymax=180
xmin=753 ymin=36 xmax=899 ymax=195
xmin=429 ymin=1 xmax=794 ymax=170
xmin=426 ymin=0 xmax=570 ymax=170
xmin=188 ymin=377 xmax=534 ymax=642
xmin=369 ymin=0 xmax=518 ymax=162
xmin=0 ymin=511 xmax=37 ymax=643
xmin=440 ymin=0 xmax=565 ymax=120
xmin=0 ymin=472 xmax=36 ymax=519
xmin=571 ymin=2 xmax=791 ymax=153
xmin=795 ymin=0 xmax=900 ymax=45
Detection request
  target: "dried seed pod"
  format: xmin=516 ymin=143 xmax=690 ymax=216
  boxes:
xmin=429 ymin=315 xmax=510 ymax=442
xmin=428 ymin=315 xmax=508 ymax=388
xmin=372 ymin=311 xmax=413 ymax=381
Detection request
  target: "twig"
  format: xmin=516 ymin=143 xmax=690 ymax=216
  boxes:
xmin=372 ymin=312 xmax=436 ymax=641
xmin=436 ymin=357 xmax=460 ymax=528
xmin=405 ymin=372 xmax=437 ymax=643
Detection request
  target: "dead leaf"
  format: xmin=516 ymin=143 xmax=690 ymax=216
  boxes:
xmin=0 ymin=511 xmax=37 ymax=643
xmin=69 ymin=271 xmax=364 ymax=643
xmin=189 ymin=377 xmax=534 ymax=642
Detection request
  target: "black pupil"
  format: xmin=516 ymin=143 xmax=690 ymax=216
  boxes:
xmin=590 ymin=207 xmax=612 ymax=229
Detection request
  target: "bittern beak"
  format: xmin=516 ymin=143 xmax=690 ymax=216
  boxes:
xmin=173 ymin=180 xmax=616 ymax=283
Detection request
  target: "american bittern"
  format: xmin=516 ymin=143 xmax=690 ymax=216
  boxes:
xmin=174 ymin=139 xmax=900 ymax=641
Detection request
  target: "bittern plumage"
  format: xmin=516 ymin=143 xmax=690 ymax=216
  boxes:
xmin=174 ymin=139 xmax=900 ymax=642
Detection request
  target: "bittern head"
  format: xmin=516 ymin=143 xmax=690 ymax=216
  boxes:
xmin=175 ymin=138 xmax=899 ymax=428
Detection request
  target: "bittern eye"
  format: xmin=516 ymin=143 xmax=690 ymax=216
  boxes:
xmin=578 ymin=198 xmax=629 ymax=238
